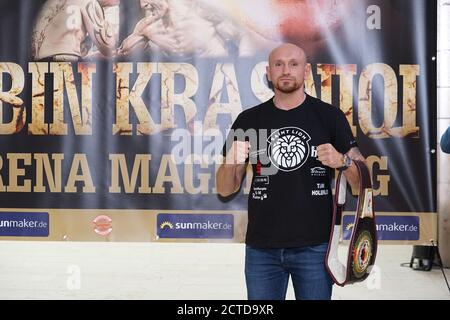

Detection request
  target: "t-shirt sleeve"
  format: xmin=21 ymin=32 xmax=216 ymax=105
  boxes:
xmin=332 ymin=108 xmax=358 ymax=154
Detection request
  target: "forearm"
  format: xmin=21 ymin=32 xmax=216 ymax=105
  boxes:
xmin=216 ymin=164 xmax=244 ymax=197
xmin=118 ymin=16 xmax=167 ymax=56
xmin=342 ymin=147 xmax=368 ymax=190
xmin=117 ymin=34 xmax=146 ymax=56
xmin=343 ymin=161 xmax=361 ymax=190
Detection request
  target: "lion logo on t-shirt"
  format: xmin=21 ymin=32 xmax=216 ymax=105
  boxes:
xmin=268 ymin=127 xmax=311 ymax=172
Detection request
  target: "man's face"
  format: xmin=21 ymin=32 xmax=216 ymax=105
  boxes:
xmin=266 ymin=44 xmax=308 ymax=94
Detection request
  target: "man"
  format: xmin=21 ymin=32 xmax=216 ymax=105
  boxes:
xmin=216 ymin=43 xmax=366 ymax=300
xmin=31 ymin=0 xmax=119 ymax=61
xmin=117 ymin=0 xmax=174 ymax=56
xmin=123 ymin=0 xmax=231 ymax=58
xmin=441 ymin=126 xmax=450 ymax=154
xmin=139 ymin=0 xmax=240 ymax=58
xmin=119 ymin=0 xmax=277 ymax=58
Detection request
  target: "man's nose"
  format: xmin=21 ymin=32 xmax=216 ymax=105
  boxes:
xmin=282 ymin=64 xmax=290 ymax=74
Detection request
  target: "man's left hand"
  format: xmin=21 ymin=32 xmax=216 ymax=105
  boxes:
xmin=317 ymin=143 xmax=344 ymax=169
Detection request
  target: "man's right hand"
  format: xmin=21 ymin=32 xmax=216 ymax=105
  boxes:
xmin=225 ymin=141 xmax=251 ymax=165
xmin=217 ymin=141 xmax=250 ymax=196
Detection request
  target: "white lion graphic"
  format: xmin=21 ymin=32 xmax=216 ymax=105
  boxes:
xmin=271 ymin=134 xmax=306 ymax=169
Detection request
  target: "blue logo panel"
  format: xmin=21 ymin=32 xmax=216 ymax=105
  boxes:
xmin=0 ymin=212 xmax=49 ymax=237
xmin=157 ymin=214 xmax=234 ymax=239
xmin=342 ymin=215 xmax=419 ymax=241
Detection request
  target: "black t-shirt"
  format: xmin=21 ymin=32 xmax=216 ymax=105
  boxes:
xmin=223 ymin=94 xmax=357 ymax=248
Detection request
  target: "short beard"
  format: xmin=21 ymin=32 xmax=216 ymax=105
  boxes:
xmin=274 ymin=80 xmax=301 ymax=94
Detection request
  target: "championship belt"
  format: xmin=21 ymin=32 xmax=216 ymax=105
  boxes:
xmin=325 ymin=160 xmax=378 ymax=286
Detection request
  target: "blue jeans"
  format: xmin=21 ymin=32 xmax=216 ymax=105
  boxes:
xmin=245 ymin=243 xmax=333 ymax=300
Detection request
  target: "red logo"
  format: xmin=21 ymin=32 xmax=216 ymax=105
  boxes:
xmin=256 ymin=160 xmax=262 ymax=175
xmin=92 ymin=215 xmax=112 ymax=236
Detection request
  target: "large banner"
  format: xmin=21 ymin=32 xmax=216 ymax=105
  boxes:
xmin=0 ymin=0 xmax=437 ymax=243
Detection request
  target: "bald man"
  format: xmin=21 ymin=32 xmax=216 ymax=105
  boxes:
xmin=216 ymin=43 xmax=365 ymax=300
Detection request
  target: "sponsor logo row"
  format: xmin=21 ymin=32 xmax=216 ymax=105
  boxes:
xmin=0 ymin=212 xmax=421 ymax=241
xmin=0 ymin=212 xmax=235 ymax=239
xmin=343 ymin=215 xmax=420 ymax=240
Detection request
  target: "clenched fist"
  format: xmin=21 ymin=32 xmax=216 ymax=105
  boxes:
xmin=317 ymin=143 xmax=344 ymax=169
xmin=225 ymin=141 xmax=251 ymax=165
